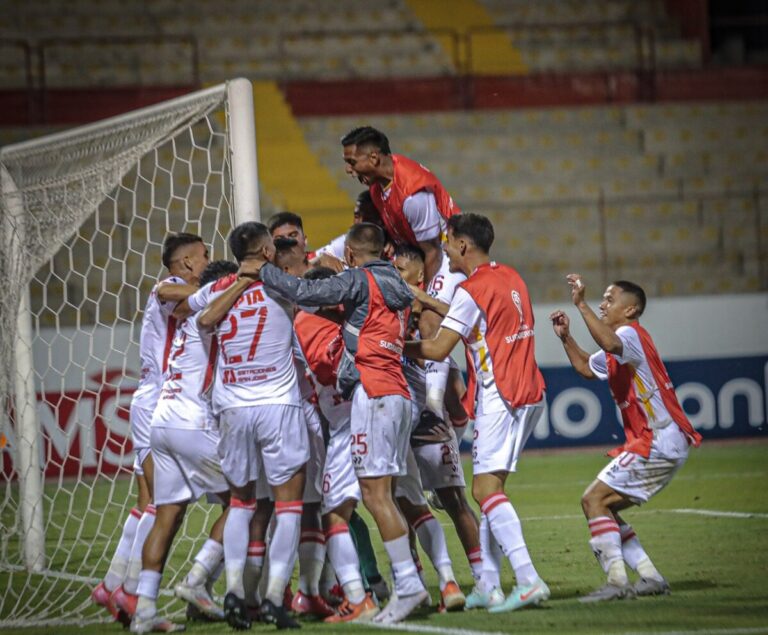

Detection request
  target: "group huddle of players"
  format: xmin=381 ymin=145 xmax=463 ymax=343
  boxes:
xmin=90 ymin=127 xmax=702 ymax=633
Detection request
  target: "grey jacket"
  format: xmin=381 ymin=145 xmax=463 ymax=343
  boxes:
xmin=260 ymin=259 xmax=414 ymax=398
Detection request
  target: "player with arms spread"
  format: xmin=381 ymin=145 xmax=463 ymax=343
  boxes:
xmin=550 ymin=275 xmax=702 ymax=602
xmin=405 ymin=213 xmax=550 ymax=614
xmin=95 ymin=233 xmax=208 ymax=623
xmin=193 ymin=222 xmax=309 ymax=630
xmin=340 ymin=126 xmax=458 ymax=285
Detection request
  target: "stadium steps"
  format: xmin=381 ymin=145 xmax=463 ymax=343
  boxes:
xmin=404 ymin=0 xmax=526 ymax=74
xmin=251 ymin=80 xmax=352 ymax=246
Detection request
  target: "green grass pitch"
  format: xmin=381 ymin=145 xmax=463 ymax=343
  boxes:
xmin=2 ymin=439 xmax=767 ymax=634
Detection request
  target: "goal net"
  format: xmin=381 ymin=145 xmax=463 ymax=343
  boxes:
xmin=0 ymin=79 xmax=258 ymax=627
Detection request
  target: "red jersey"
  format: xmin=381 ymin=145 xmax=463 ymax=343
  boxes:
xmin=293 ymin=310 xmax=344 ymax=388
xmin=370 ymin=154 xmax=459 ymax=246
xmin=447 ymin=262 xmax=545 ymax=418
xmin=605 ymin=322 xmax=702 ymax=458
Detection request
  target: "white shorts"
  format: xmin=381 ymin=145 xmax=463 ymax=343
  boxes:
xmin=320 ymin=402 xmax=361 ymax=515
xmin=131 ymin=405 xmax=154 ymax=474
xmin=472 ymin=400 xmax=544 ymax=475
xmin=597 ymin=427 xmax=689 ymax=505
xmin=413 ymin=430 xmax=466 ymax=491
xmin=218 ymin=404 xmax=309 ymax=488
xmin=150 ymin=427 xmax=228 ymax=506
xmin=351 ymin=386 xmax=412 ymax=478
xmin=302 ymin=400 xmax=326 ymax=505
xmin=394 ymin=447 xmax=427 ymax=506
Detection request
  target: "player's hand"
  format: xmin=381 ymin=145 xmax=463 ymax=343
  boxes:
xmin=410 ymin=410 xmax=453 ymax=447
xmin=315 ymin=253 xmax=345 ymax=273
xmin=382 ymin=240 xmax=395 ymax=260
xmin=408 ymin=283 xmax=430 ymax=304
xmin=238 ymin=258 xmax=264 ymax=279
xmin=549 ymin=309 xmax=570 ymax=340
xmin=566 ymin=273 xmax=586 ymax=305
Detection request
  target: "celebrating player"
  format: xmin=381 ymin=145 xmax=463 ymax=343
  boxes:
xmin=550 ymin=275 xmax=702 ymax=602
xmin=93 ymin=233 xmax=208 ymax=623
xmin=340 ymin=126 xmax=459 ymax=284
xmin=249 ymin=223 xmax=430 ymax=624
xmin=130 ymin=260 xmax=237 ymax=634
xmin=194 ymin=222 xmax=309 ymax=630
xmin=405 ymin=213 xmax=550 ymax=613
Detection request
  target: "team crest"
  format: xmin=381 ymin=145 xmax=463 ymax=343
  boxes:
xmin=511 ymin=290 xmax=524 ymax=323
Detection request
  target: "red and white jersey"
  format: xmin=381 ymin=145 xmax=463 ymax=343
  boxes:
xmin=151 ymin=312 xmax=216 ymax=430
xmin=427 ymin=252 xmax=466 ymax=304
xmin=441 ymin=287 xmax=507 ymax=415
xmin=190 ymin=275 xmax=300 ymax=415
xmin=131 ymin=275 xmax=185 ymax=411
xmin=589 ymin=323 xmax=701 ymax=459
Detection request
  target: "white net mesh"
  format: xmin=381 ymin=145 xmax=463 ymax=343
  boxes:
xmin=0 ymin=83 xmax=246 ymax=626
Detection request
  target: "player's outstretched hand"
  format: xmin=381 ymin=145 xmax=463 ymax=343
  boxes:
xmin=566 ymin=273 xmax=586 ymax=305
xmin=550 ymin=310 xmax=570 ymax=340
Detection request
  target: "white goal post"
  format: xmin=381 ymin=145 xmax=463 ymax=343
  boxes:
xmin=0 ymin=78 xmax=258 ymax=626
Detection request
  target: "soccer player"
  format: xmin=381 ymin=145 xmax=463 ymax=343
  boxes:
xmin=271 ymin=238 xmax=334 ymax=619
xmin=248 ymin=223 xmax=430 ymax=625
xmin=550 ymin=274 xmax=703 ymax=602
xmin=393 ymin=245 xmax=482 ymax=592
xmin=130 ymin=260 xmax=236 ymax=634
xmin=194 ymin=222 xmax=309 ymax=630
xmin=340 ymin=126 xmax=459 ymax=284
xmin=292 ymin=266 xmax=380 ymax=623
xmin=404 ymin=213 xmax=550 ymax=613
xmin=93 ymin=233 xmax=208 ymax=622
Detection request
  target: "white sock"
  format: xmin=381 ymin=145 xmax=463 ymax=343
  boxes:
xmin=104 ymin=507 xmax=141 ymax=592
xmin=186 ymin=538 xmax=224 ymax=587
xmin=620 ymin=524 xmax=662 ymax=580
xmin=412 ymin=512 xmax=455 ymax=591
xmin=298 ymin=529 xmax=325 ymax=596
xmin=224 ymin=499 xmax=256 ymax=599
xmin=479 ymin=512 xmax=502 ymax=592
xmin=244 ymin=541 xmax=266 ymax=606
xmin=325 ymin=524 xmax=366 ymax=604
xmin=136 ymin=569 xmax=161 ymax=619
xmin=481 ymin=494 xmax=539 ymax=587
xmin=265 ymin=500 xmax=303 ymax=605
xmin=124 ymin=505 xmax=156 ymax=594
xmin=384 ymin=534 xmax=424 ymax=598
xmin=466 ymin=546 xmax=482 ymax=581
xmin=588 ymin=516 xmax=628 ymax=586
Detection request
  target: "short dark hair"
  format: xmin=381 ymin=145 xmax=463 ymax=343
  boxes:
xmin=346 ymin=222 xmax=385 ymax=256
xmin=340 ymin=126 xmax=391 ymax=155
xmin=355 ymin=190 xmax=381 ymax=224
xmin=393 ymin=243 xmax=425 ymax=264
xmin=305 ymin=266 xmax=336 ymax=281
xmin=447 ymin=213 xmax=495 ymax=253
xmin=199 ymin=260 xmax=238 ymax=287
xmin=613 ymin=280 xmax=647 ymax=317
xmin=162 ymin=232 xmax=203 ymax=269
xmin=267 ymin=211 xmax=303 ymax=235
xmin=228 ymin=222 xmax=270 ymax=263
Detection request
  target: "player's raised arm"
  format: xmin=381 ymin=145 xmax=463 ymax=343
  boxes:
xmin=567 ymin=273 xmax=623 ymax=355
xmin=550 ymin=309 xmax=596 ymax=379
xmin=260 ymin=263 xmax=357 ymax=307
xmin=155 ymin=281 xmax=197 ymax=303
xmin=196 ymin=271 xmax=253 ymax=329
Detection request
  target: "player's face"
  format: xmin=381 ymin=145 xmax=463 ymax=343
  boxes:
xmin=394 ymin=255 xmax=424 ymax=286
xmin=343 ymin=145 xmax=377 ymax=186
xmin=444 ymin=230 xmax=463 ymax=273
xmin=186 ymin=241 xmax=210 ymax=283
xmin=271 ymin=224 xmax=307 ymax=251
xmin=599 ymin=285 xmax=633 ymax=328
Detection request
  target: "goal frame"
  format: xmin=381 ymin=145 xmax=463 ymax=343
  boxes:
xmin=1 ymin=77 xmax=260 ymax=573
